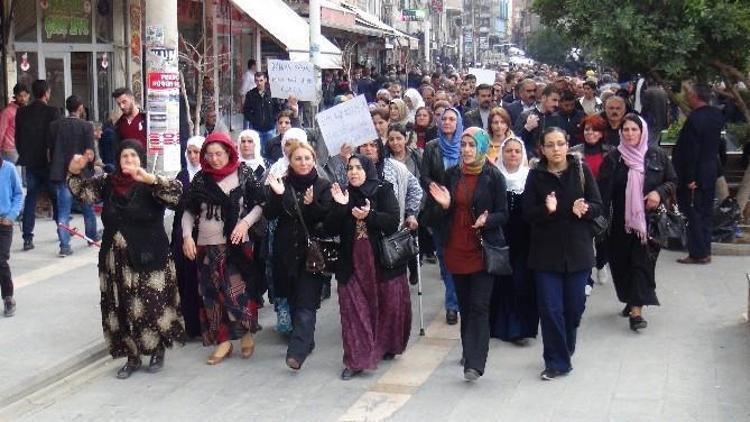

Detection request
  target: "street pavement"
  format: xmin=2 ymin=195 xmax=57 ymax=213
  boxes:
xmin=1 ymin=216 xmax=750 ymax=421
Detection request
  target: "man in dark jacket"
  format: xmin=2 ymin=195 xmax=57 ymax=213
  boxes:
xmin=15 ymin=79 xmax=61 ymax=251
xmin=463 ymin=84 xmax=495 ymax=130
xmin=243 ymin=72 xmax=282 ymax=152
xmin=505 ymin=78 xmax=538 ymax=127
xmin=558 ymin=90 xmax=585 ymax=146
xmin=515 ymin=85 xmax=563 ymax=158
xmin=48 ymin=95 xmax=96 ymax=256
xmin=672 ymin=83 xmax=725 ymax=264
xmin=600 ymin=95 xmax=627 ymax=147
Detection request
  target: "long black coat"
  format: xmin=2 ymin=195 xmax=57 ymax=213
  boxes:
xmin=264 ymin=177 xmax=332 ymax=298
xmin=15 ymin=100 xmax=60 ymax=169
xmin=324 ymin=181 xmax=402 ymax=284
xmin=419 ymin=138 xmax=450 ymax=227
xmin=672 ymin=105 xmax=725 ymax=187
xmin=522 ymin=155 xmax=603 ymax=273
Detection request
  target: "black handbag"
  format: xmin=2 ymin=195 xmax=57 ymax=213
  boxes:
xmin=648 ymin=202 xmax=688 ymax=250
xmin=379 ymin=228 xmax=419 ymax=269
xmin=290 ymin=187 xmax=339 ymax=274
xmin=479 ymin=230 xmax=512 ymax=276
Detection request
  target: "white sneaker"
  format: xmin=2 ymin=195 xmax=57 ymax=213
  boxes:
xmin=596 ymin=265 xmax=610 ymax=285
xmin=584 ymin=284 xmax=593 ymax=296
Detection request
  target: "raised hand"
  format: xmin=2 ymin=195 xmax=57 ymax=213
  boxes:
xmin=429 ymin=182 xmax=451 ymax=210
xmin=572 ymin=198 xmax=589 ymax=218
xmin=545 ymin=191 xmax=557 ymax=214
xmin=121 ymin=164 xmax=155 ymax=184
xmin=471 ymin=210 xmax=489 ymax=229
xmin=268 ymin=176 xmax=285 ymax=195
xmin=68 ymin=154 xmax=88 ymax=175
xmin=352 ymin=198 xmax=371 ymax=220
xmin=331 ymin=183 xmax=349 ymax=205
xmin=303 ymin=186 xmax=314 ymax=205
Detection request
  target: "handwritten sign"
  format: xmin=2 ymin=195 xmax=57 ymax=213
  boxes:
xmin=315 ymin=95 xmax=378 ymax=154
xmin=468 ymin=67 xmax=497 ymax=86
xmin=268 ymin=59 xmax=316 ymax=102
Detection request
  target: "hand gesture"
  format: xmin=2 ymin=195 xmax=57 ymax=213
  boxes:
xmin=429 ymin=182 xmax=451 ymax=210
xmin=471 ymin=210 xmax=489 ymax=229
xmin=545 ymin=191 xmax=557 ymax=214
xmin=525 ymin=114 xmax=540 ymax=131
xmin=183 ymin=236 xmax=197 ymax=261
xmin=331 ymin=183 xmax=349 ymax=205
xmin=230 ymin=220 xmax=249 ymax=245
xmin=268 ymin=176 xmax=285 ymax=195
xmin=68 ymin=154 xmax=88 ymax=175
xmin=405 ymin=215 xmax=419 ymax=231
xmin=572 ymin=198 xmax=589 ymax=218
xmin=121 ymin=164 xmax=154 ymax=184
xmin=303 ymin=186 xmax=314 ymax=205
xmin=644 ymin=191 xmax=661 ymax=211
xmin=352 ymin=198 xmax=371 ymax=220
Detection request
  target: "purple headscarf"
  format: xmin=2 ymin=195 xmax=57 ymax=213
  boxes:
xmin=617 ymin=115 xmax=649 ymax=244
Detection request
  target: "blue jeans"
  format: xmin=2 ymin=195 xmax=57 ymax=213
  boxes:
xmin=535 ymin=269 xmax=590 ymax=373
xmin=431 ymin=226 xmax=459 ymax=312
xmin=22 ymin=168 xmax=57 ymax=241
xmin=55 ymin=182 xmax=97 ymax=248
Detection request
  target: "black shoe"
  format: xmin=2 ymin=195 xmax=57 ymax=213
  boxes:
xmin=58 ymin=247 xmax=73 ymax=257
xmin=116 ymin=358 xmax=142 ymax=379
xmin=464 ymin=368 xmax=481 ymax=381
xmin=148 ymin=348 xmax=165 ymax=372
xmin=511 ymin=338 xmax=530 ymax=347
xmin=424 ymin=255 xmax=437 ymax=264
xmin=22 ymin=239 xmax=34 ymax=251
xmin=459 ymin=357 xmax=466 ymax=366
xmin=446 ymin=310 xmax=458 ymax=325
xmin=629 ymin=315 xmax=647 ymax=331
xmin=321 ymin=281 xmax=331 ymax=301
xmin=620 ymin=304 xmax=631 ymax=318
xmin=382 ymin=353 xmax=396 ymax=361
xmin=3 ymin=296 xmax=15 ymax=317
xmin=409 ymin=271 xmax=419 ymax=286
xmin=341 ymin=368 xmax=362 ymax=380
xmin=286 ymin=357 xmax=302 ymax=370
xmin=540 ymin=368 xmax=568 ymax=381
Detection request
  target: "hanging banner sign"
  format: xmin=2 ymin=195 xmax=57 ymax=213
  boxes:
xmin=267 ymin=59 xmax=317 ymax=102
xmin=315 ymin=95 xmax=378 ymax=155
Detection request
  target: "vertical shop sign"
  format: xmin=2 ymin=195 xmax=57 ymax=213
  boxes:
xmin=145 ymin=27 xmax=180 ymax=171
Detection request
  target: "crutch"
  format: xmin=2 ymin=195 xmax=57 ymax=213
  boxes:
xmin=58 ymin=223 xmax=101 ymax=248
xmin=415 ymin=235 xmax=425 ymax=336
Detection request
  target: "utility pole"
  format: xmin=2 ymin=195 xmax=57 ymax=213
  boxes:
xmin=309 ymin=0 xmax=322 ymax=113
xmin=472 ymin=0 xmax=477 ymax=64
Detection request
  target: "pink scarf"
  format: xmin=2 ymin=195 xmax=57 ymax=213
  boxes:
xmin=617 ymin=117 xmax=649 ymax=244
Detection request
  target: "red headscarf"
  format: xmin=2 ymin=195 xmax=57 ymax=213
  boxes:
xmin=199 ymin=132 xmax=240 ymax=181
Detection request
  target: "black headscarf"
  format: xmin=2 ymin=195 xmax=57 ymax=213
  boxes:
xmin=347 ymin=154 xmax=380 ymax=208
xmin=357 ymin=140 xmax=387 ymax=180
xmin=110 ymin=139 xmax=147 ymax=197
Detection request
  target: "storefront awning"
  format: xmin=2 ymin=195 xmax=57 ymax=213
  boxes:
xmin=338 ymin=2 xmax=413 ymax=42
xmin=230 ymin=0 xmax=342 ymax=69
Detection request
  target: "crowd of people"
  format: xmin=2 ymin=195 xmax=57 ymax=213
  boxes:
xmin=0 ymin=61 xmax=727 ymax=384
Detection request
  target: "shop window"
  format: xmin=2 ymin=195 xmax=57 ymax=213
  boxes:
xmin=15 ymin=52 xmax=38 ymax=90
xmin=42 ymin=0 xmax=93 ymax=43
xmin=14 ymin=2 xmax=38 ymax=42
xmin=96 ymin=0 xmax=113 ymax=43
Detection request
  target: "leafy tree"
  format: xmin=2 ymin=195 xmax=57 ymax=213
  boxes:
xmin=526 ymin=27 xmax=572 ymax=67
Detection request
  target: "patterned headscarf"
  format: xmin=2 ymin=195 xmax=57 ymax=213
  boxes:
xmin=461 ymin=127 xmax=490 ymax=175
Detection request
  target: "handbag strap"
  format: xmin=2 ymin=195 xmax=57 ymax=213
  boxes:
xmin=289 ymin=185 xmax=313 ymax=243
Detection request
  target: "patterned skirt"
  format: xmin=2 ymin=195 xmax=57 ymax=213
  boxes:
xmin=100 ymin=232 xmax=186 ymax=359
xmin=197 ymin=244 xmax=260 ymax=345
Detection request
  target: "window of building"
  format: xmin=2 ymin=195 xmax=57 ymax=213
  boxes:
xmin=14 ymin=2 xmax=38 ymax=42
xmin=96 ymin=0 xmax=114 ymax=43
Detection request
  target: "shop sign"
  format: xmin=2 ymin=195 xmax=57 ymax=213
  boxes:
xmin=148 ymin=73 xmax=180 ymax=90
xmin=401 ymin=9 xmax=426 ymax=22
xmin=43 ymin=0 xmax=91 ymax=41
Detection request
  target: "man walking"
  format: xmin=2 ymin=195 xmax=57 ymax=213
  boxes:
xmin=48 ymin=95 xmax=97 ymax=257
xmin=673 ymin=82 xmax=725 ymax=264
xmin=112 ymin=87 xmax=146 ymax=153
xmin=515 ymin=85 xmax=563 ymax=158
xmin=243 ymin=72 xmax=281 ymax=152
xmin=463 ymin=84 xmax=495 ymax=130
xmin=15 ymin=80 xmax=60 ymax=251
xmin=0 ymin=83 xmax=30 ymax=164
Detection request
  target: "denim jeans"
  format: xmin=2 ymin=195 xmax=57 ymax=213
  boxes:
xmin=431 ymin=226 xmax=459 ymax=312
xmin=22 ymin=168 xmax=57 ymax=241
xmin=55 ymin=181 xmax=97 ymax=248
xmin=535 ymin=269 xmax=590 ymax=373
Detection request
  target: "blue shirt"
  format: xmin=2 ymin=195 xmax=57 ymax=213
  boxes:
xmin=0 ymin=160 xmax=23 ymax=220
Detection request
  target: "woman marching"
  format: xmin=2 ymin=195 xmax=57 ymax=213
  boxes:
xmin=429 ymin=127 xmax=508 ymax=381
xmin=182 ymin=132 xmax=266 ymax=364
xmin=265 ymin=141 xmax=333 ymax=370
xmin=598 ymin=114 xmax=676 ymax=331
xmin=326 ymin=154 xmax=408 ymax=380
xmin=522 ymin=127 xmax=602 ymax=380
xmin=237 ymin=129 xmax=266 ymax=180
xmin=172 ymin=135 xmax=205 ymax=339
xmin=67 ymin=139 xmax=185 ymax=379
xmin=489 ymin=137 xmax=538 ymax=345
xmin=487 ymin=107 xmax=515 ymax=167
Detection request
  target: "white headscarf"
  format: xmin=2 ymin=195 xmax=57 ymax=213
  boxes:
xmin=497 ymin=137 xmax=530 ymax=194
xmin=237 ymin=129 xmax=263 ymax=172
xmin=268 ymin=128 xmax=308 ymax=179
xmin=185 ymin=135 xmax=205 ymax=181
xmin=403 ymin=88 xmax=425 ymax=123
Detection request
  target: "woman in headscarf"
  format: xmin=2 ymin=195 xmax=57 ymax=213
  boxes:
xmin=599 ymin=114 xmax=676 ymax=331
xmin=403 ymin=88 xmax=425 ymax=124
xmin=182 ymin=132 xmax=266 ymax=364
xmin=420 ymin=107 xmax=464 ymax=326
xmin=325 ymin=154 xmax=406 ymax=380
xmin=171 ymin=135 xmax=205 ymax=339
xmin=489 ymin=137 xmax=538 ymax=345
xmin=265 ymin=141 xmax=333 ymax=370
xmin=487 ymin=107 xmax=515 ymax=167
xmin=237 ymin=129 xmax=265 ymax=180
xmin=428 ymin=127 xmax=508 ymax=381
xmin=389 ymin=99 xmax=411 ymax=128
xmin=67 ymin=139 xmax=185 ymax=379
xmin=413 ymin=106 xmax=437 ymax=150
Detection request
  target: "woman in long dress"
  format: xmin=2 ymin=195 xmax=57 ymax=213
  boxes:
xmin=67 ymin=139 xmax=185 ymax=379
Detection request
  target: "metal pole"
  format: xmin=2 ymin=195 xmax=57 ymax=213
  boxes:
xmin=472 ymin=0 xmax=477 ymax=64
xmin=309 ymin=0 xmax=322 ymax=112
xmin=424 ymin=16 xmax=431 ymax=65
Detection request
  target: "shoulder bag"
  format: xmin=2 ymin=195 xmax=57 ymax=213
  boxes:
xmin=289 ymin=186 xmax=338 ymax=274
xmin=479 ymin=229 xmax=512 ymax=276
xmin=379 ymin=228 xmax=419 ymax=269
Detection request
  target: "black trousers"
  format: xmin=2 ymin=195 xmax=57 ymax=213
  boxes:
xmin=677 ymin=186 xmax=714 ymax=259
xmin=287 ymin=271 xmax=325 ymax=364
xmin=454 ymin=271 xmax=494 ymax=375
xmin=0 ymin=225 xmax=11 ymax=298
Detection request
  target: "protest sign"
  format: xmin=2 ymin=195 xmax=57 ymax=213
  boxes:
xmin=268 ymin=59 xmax=316 ymax=102
xmin=468 ymin=67 xmax=497 ymax=86
xmin=315 ymin=95 xmax=378 ymax=154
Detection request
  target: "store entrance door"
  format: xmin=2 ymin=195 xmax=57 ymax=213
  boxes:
xmin=41 ymin=52 xmax=96 ymax=118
